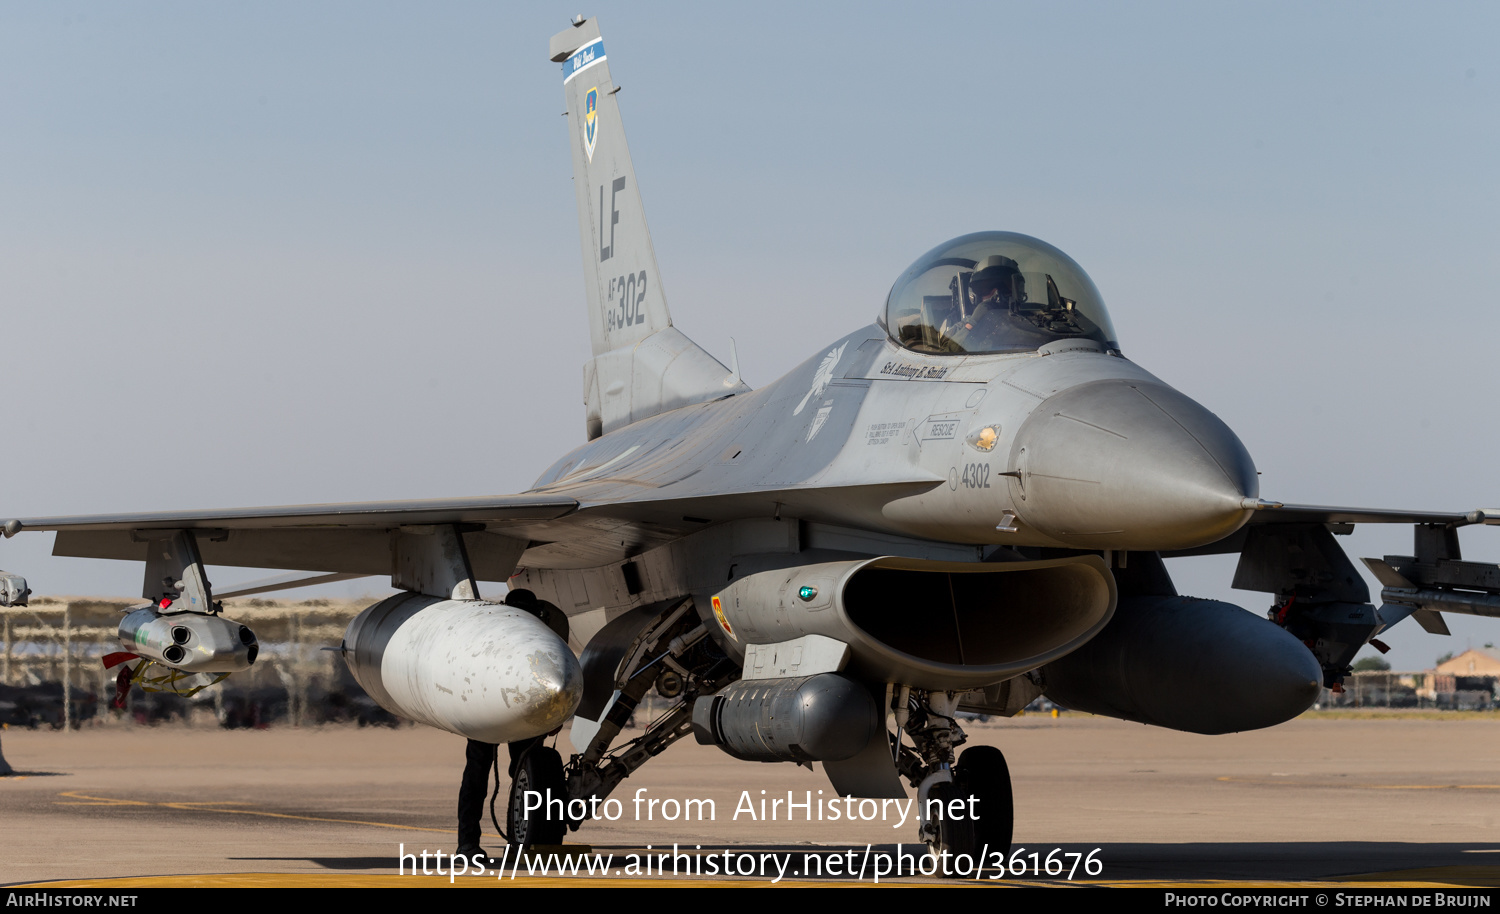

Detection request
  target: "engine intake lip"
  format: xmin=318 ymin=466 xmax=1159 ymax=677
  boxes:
xmin=836 ymin=555 xmax=1116 ymax=689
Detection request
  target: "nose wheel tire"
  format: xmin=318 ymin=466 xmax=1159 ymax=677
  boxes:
xmin=507 ymin=744 xmax=567 ymax=847
xmin=925 ymin=779 xmax=977 ymax=862
xmin=955 ymin=745 xmax=1013 ymax=855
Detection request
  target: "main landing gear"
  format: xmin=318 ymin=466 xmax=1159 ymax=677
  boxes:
xmin=504 ymin=598 xmax=737 ymax=847
xmin=506 ymin=739 xmax=569 ymax=847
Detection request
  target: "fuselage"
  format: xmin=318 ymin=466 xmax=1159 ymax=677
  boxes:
xmin=530 ymin=325 xmax=1258 ymax=555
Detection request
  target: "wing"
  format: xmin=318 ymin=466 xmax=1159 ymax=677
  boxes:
xmin=1168 ymin=501 xmax=1500 ymax=554
xmin=1 ymin=475 xmax=940 ymax=586
xmin=4 ymin=495 xmax=582 ymax=581
xmin=1246 ymin=501 xmax=1500 ymax=527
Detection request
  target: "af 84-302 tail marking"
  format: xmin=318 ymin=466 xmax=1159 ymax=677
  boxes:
xmin=608 ymin=270 xmax=648 ymax=331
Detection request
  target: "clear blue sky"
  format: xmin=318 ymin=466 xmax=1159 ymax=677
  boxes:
xmin=2 ymin=2 xmax=1496 ymax=670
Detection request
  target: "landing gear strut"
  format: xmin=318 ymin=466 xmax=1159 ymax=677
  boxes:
xmin=549 ymin=598 xmax=737 ymax=834
xmin=896 ymin=689 xmax=1014 ymax=870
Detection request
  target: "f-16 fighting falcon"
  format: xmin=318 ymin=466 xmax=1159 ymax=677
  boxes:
xmin=3 ymin=17 xmax=1498 ymax=866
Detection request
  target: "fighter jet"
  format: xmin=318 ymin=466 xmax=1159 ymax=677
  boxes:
xmin=3 ymin=17 xmax=1498 ymax=864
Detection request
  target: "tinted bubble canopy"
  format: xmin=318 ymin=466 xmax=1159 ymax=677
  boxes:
xmin=884 ymin=232 xmax=1118 ymax=356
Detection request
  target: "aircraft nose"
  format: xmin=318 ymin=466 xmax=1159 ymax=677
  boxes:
xmin=1008 ymin=379 xmax=1257 ymax=550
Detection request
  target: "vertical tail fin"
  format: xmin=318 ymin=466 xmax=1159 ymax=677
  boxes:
xmin=550 ymin=19 xmax=747 ymax=438
xmin=551 ymin=19 xmax=666 ymax=355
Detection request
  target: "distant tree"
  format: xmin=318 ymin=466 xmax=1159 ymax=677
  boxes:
xmin=1436 ymin=651 xmax=1455 ymax=665
xmin=1352 ymin=656 xmax=1391 ymax=672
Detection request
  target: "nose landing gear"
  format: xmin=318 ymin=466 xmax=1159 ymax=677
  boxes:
xmin=898 ymin=690 xmax=1014 ymax=873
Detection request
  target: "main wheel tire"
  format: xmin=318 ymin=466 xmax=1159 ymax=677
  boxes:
xmin=956 ymin=745 xmax=1013 ymax=855
xmin=507 ymin=745 xmax=567 ymax=847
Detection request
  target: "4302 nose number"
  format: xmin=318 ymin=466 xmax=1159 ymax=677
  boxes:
xmin=960 ymin=462 xmax=991 ymax=489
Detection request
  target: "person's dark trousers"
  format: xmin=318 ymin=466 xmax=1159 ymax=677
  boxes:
xmin=457 ymin=739 xmax=497 ymax=854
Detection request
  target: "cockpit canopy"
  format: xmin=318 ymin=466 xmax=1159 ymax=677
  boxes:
xmin=883 ymin=232 xmax=1118 ymax=356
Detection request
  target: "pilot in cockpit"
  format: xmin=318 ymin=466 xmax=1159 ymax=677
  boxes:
xmin=887 ymin=232 xmax=1113 ymax=356
xmin=945 ymin=254 xmax=1024 ymax=349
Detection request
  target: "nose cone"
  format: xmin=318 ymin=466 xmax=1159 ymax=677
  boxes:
xmin=1009 ymin=379 xmax=1257 ymax=550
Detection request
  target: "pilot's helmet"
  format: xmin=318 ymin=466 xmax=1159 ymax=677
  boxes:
xmin=970 ymin=254 xmax=1022 ymax=303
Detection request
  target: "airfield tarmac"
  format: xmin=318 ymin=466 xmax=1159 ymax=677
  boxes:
xmin=2 ymin=715 xmax=1497 ymax=888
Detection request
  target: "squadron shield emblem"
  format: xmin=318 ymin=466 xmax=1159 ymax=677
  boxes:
xmin=584 ymin=87 xmax=599 ymax=162
xmin=711 ymin=595 xmax=735 ymax=640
